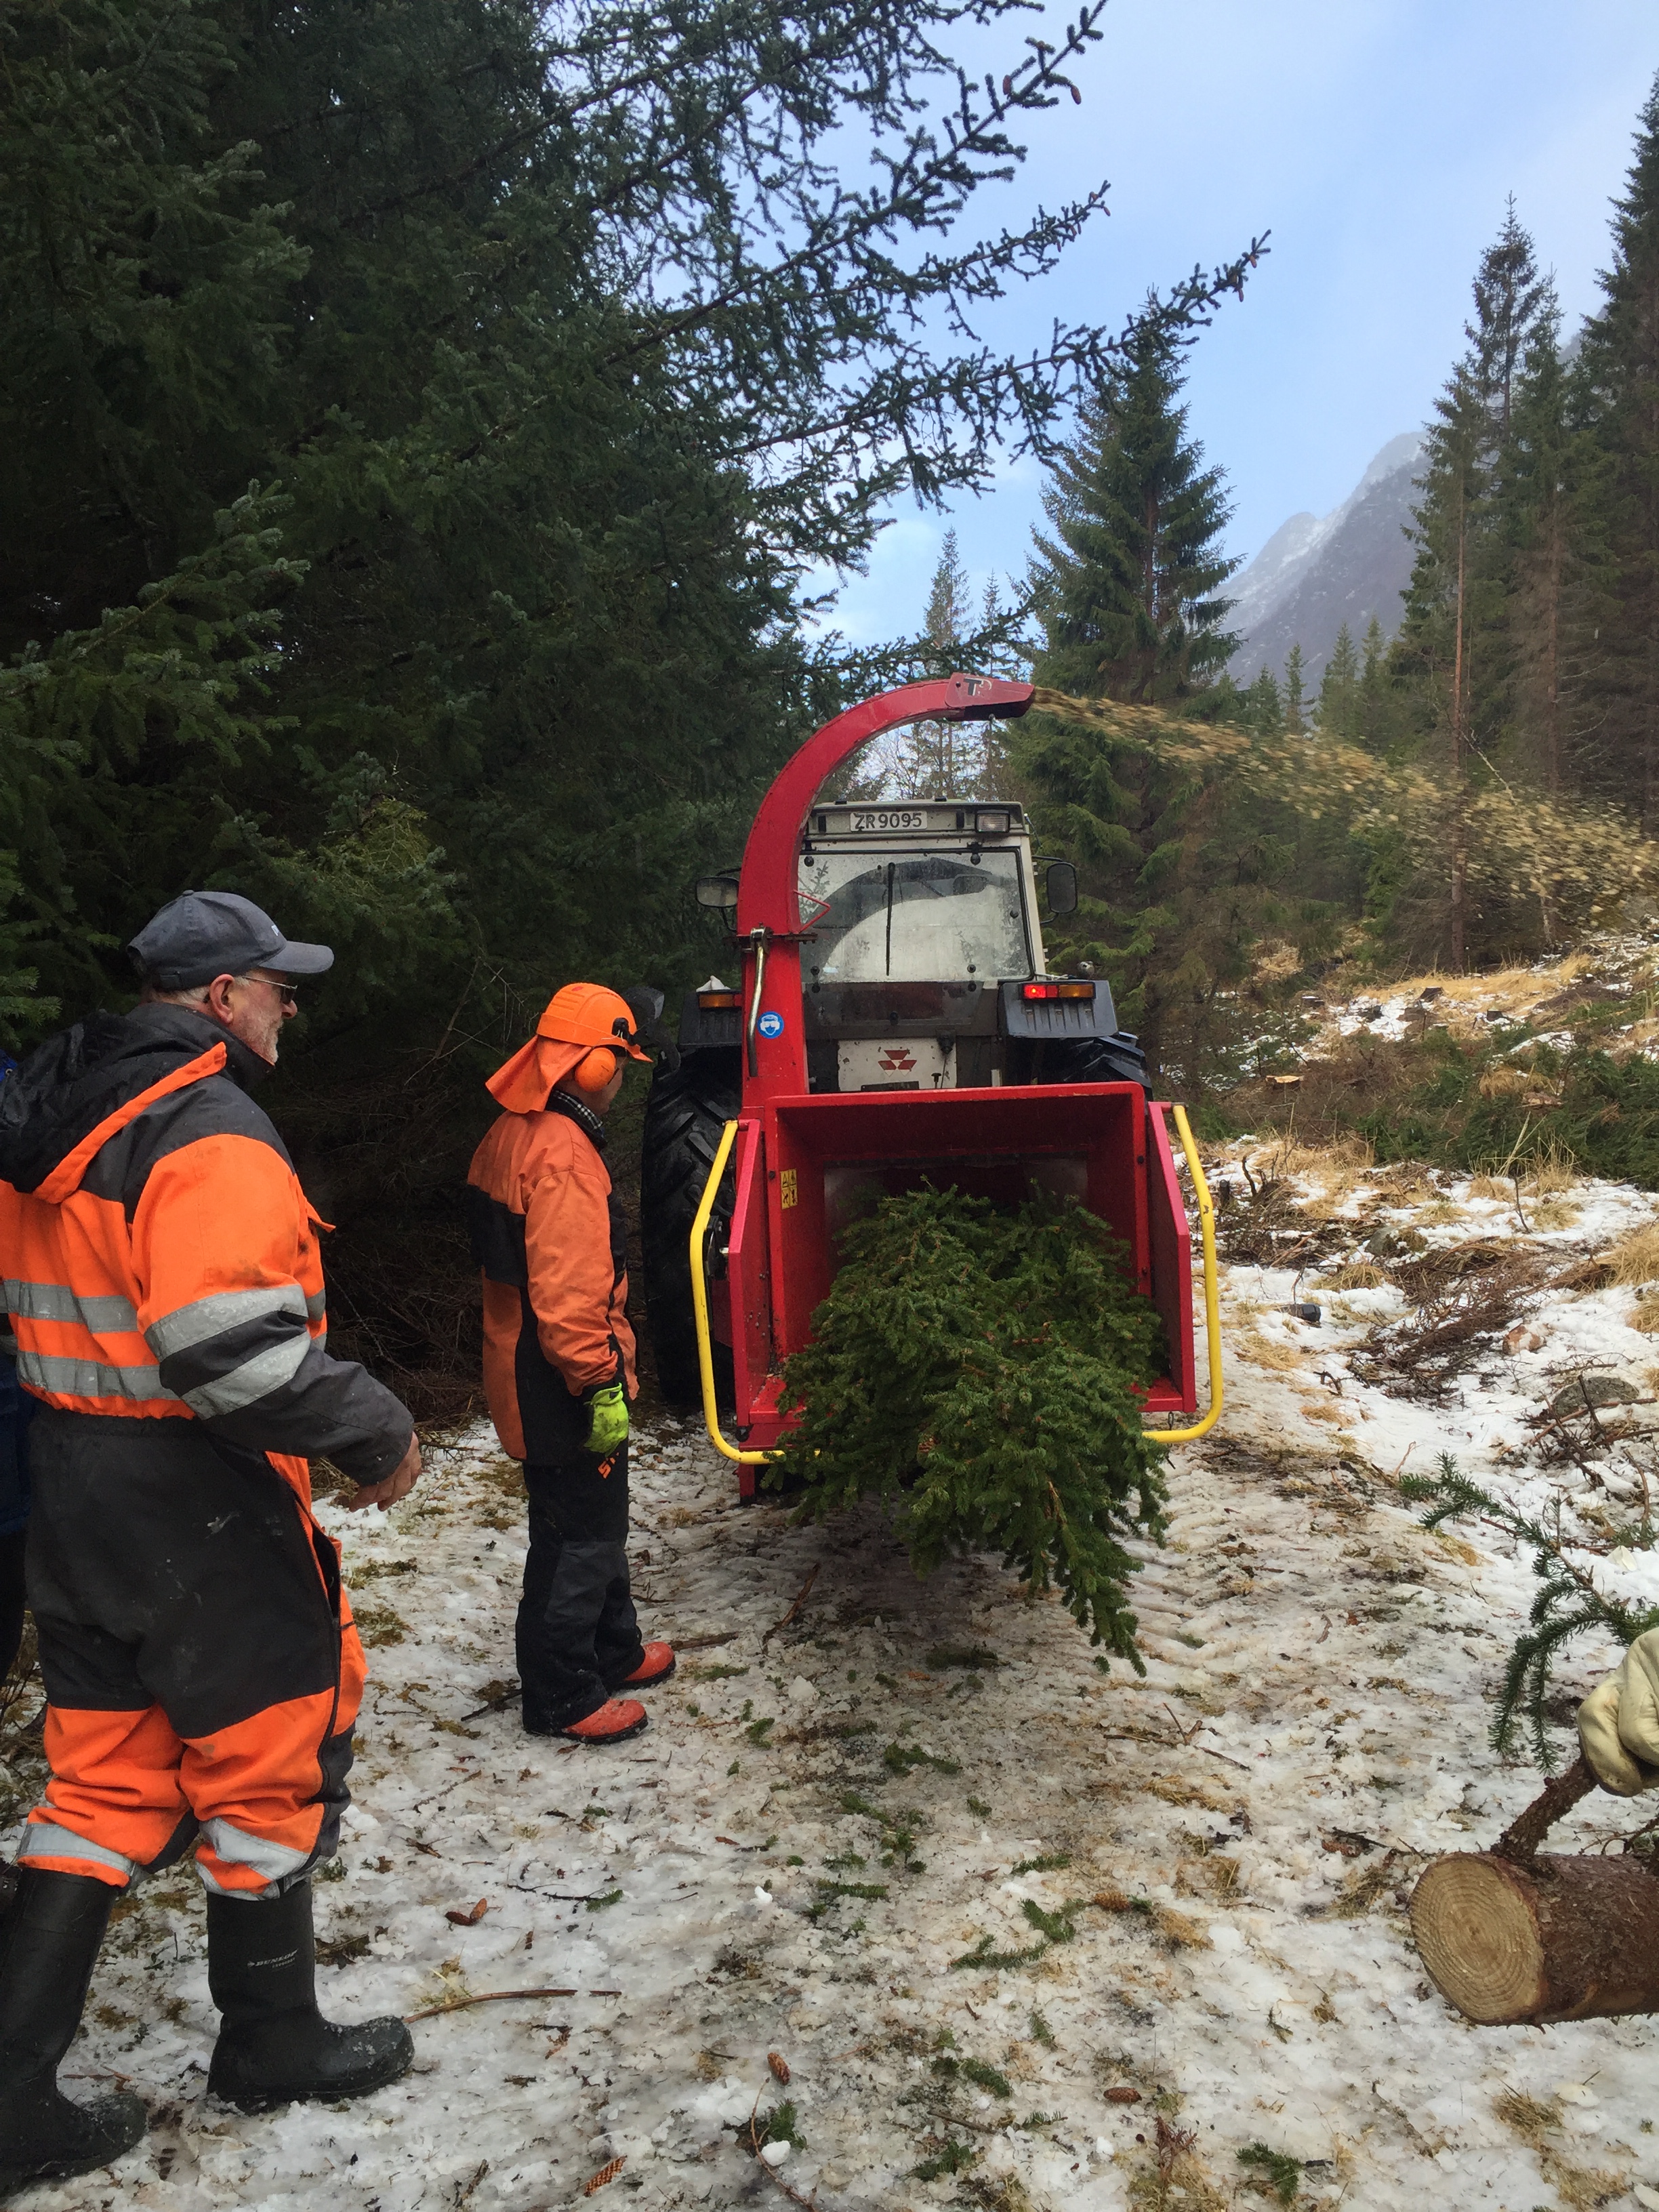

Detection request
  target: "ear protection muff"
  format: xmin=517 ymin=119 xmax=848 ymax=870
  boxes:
xmin=573 ymin=1047 xmax=617 ymax=1094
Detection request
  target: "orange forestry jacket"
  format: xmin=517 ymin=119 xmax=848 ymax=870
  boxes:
xmin=464 ymin=1091 xmax=636 ymax=1462
xmin=0 ymin=1004 xmax=413 ymax=1494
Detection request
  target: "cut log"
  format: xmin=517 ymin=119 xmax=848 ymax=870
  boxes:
xmin=1410 ymin=1849 xmax=1659 ymax=2024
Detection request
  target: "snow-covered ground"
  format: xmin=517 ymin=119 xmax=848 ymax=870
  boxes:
xmin=13 ymin=977 xmax=1659 ymax=2211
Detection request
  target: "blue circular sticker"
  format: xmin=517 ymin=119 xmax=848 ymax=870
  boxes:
xmin=757 ymin=1010 xmax=785 ymax=1039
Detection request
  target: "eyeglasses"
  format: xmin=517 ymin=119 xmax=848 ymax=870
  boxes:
xmin=235 ymin=974 xmax=301 ymax=1007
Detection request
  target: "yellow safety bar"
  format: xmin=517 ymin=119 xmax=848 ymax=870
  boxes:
xmin=688 ymin=1101 xmax=1223 ymax=1465
xmin=1147 ymin=1102 xmax=1224 ymax=1443
xmin=690 ymin=1118 xmax=779 ymax=1466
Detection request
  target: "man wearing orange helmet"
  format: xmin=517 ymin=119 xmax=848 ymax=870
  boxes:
xmin=466 ymin=985 xmax=676 ymax=1744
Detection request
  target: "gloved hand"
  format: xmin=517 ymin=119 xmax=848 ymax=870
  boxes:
xmin=583 ymin=1380 xmax=630 ymax=1458
xmin=1578 ymin=1627 xmax=1659 ymax=1795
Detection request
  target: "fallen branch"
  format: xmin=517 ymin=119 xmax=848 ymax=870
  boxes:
xmin=761 ymin=1564 xmax=821 ymax=1652
xmin=1197 ymin=1739 xmax=1250 ymax=1772
xmin=743 ymin=2112 xmax=827 ymax=2209
xmin=405 ymin=1986 xmax=577 ymax=2020
xmin=460 ymin=1687 xmax=522 ymax=1721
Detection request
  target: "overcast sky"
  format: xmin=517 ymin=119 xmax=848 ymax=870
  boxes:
xmin=821 ymin=0 xmax=1657 ymax=650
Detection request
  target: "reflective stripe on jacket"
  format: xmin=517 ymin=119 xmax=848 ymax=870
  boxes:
xmin=0 ymin=1004 xmax=411 ymax=1491
xmin=465 ymin=1093 xmax=635 ymax=1463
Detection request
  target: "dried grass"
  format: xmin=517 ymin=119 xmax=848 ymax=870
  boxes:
xmin=1252 ymin=939 xmax=1303 ymax=985
xmin=1466 ymin=1173 xmax=1511 ymax=1199
xmin=1479 ymin=1065 xmax=1530 ymax=1099
xmin=1144 ymin=1774 xmax=1234 ymax=1814
xmin=1529 ymin=1198 xmax=1580 ymax=1232
xmin=1324 ymin=1260 xmax=1390 ymax=1290
xmin=1493 ymin=2090 xmax=1632 ymax=2210
xmin=1631 ymin=1297 xmax=1659 ymax=1336
xmin=1494 ymin=2090 xmax=1563 ymax=2148
xmin=1603 ymin=1222 xmax=1659 ymax=1286
xmin=1395 ymin=953 xmax=1597 ymax=1027
xmin=1151 ymin=1904 xmax=1210 ymax=1950
xmin=1520 ymin=1141 xmax=1581 ymax=1195
xmin=1232 ymin=1333 xmax=1307 ymax=1373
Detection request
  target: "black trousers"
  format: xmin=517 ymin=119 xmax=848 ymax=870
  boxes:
xmin=0 ymin=1529 xmax=26 ymax=1687
xmin=516 ymin=1446 xmax=643 ymax=1731
xmin=17 ymin=1408 xmax=356 ymax=1896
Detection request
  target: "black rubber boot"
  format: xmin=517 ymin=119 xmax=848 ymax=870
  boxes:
xmin=205 ymin=1879 xmax=413 ymax=2112
xmin=0 ymin=1866 xmax=147 ymax=2198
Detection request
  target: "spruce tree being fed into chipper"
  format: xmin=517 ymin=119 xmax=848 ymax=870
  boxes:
xmin=771 ymin=1187 xmax=1170 ymax=1668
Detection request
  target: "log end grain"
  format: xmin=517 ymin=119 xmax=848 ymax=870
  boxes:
xmin=1410 ymin=1855 xmax=1544 ymax=2024
xmin=1410 ymin=1849 xmax=1659 ymax=2024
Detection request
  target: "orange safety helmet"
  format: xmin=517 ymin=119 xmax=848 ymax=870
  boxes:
xmin=486 ymin=983 xmax=653 ymax=1113
xmin=537 ymin=983 xmax=653 ymax=1092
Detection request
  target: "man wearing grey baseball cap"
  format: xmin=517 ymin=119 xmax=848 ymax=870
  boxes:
xmin=125 ymin=889 xmax=337 ymax=1065
xmin=0 ymin=890 xmax=420 ymax=2189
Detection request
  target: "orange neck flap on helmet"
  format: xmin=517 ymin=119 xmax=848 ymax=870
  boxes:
xmin=484 ymin=1036 xmax=590 ymax=1115
xmin=485 ymin=983 xmax=650 ymax=1115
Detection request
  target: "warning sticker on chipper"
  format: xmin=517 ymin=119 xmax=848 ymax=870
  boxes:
xmin=757 ymin=1010 xmax=784 ymax=1038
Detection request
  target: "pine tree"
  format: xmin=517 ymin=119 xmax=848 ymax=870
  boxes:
xmin=1014 ymin=324 xmax=1239 ymax=1064
xmin=1393 ymin=206 xmax=1554 ymax=965
xmin=1398 ymin=357 xmax=1488 ymax=966
xmin=1282 ymin=642 xmax=1308 ymax=735
xmin=1498 ymin=296 xmax=1614 ymax=815
xmin=1578 ymin=69 xmax=1659 ymax=829
xmin=1243 ymin=663 xmax=1283 ymax=735
xmin=1317 ymin=624 xmax=1360 ymax=739
xmin=1469 ymin=197 xmax=1553 ymax=436
xmin=1026 ymin=321 xmax=1237 ymax=703
xmin=896 ymin=531 xmax=984 ymax=796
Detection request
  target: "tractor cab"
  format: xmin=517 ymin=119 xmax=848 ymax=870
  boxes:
xmin=676 ymin=798 xmax=1145 ymax=1095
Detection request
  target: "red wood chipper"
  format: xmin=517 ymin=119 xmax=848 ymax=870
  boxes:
xmin=638 ymin=674 xmax=1221 ymax=1494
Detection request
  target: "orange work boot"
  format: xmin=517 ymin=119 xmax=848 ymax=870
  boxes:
xmin=616 ymin=1642 xmax=676 ymax=1689
xmin=559 ymin=1698 xmax=647 ymax=1744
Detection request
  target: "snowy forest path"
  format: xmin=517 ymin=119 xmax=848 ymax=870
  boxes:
xmin=10 ymin=1385 xmax=1652 ymax=2209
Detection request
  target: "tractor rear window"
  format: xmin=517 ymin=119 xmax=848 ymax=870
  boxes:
xmin=799 ymin=848 xmax=1031 ymax=983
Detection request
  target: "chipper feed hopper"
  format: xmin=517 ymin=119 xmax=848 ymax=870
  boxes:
xmin=639 ymin=674 xmax=1221 ymax=1494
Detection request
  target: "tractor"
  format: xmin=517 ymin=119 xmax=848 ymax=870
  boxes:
xmin=639 ymin=674 xmax=1220 ymax=1492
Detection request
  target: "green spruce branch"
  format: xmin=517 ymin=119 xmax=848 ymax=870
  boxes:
xmin=771 ymin=1187 xmax=1168 ymax=1664
xmin=1401 ymin=1452 xmax=1659 ymax=1769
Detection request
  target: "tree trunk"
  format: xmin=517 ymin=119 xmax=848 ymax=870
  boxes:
xmin=1410 ymin=1849 xmax=1659 ymax=2024
xmin=1448 ymin=490 xmax=1469 ymax=972
xmin=1410 ymin=1757 xmax=1659 ymax=2024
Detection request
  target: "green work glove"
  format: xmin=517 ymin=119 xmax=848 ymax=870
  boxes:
xmin=1578 ymin=1627 xmax=1659 ymax=1795
xmin=583 ymin=1381 xmax=630 ymax=1458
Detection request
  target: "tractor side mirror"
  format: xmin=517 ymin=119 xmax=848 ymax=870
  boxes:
xmin=694 ymin=875 xmax=740 ymax=910
xmin=1044 ymin=860 xmax=1078 ymax=918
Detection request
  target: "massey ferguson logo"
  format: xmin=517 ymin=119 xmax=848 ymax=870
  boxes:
xmin=878 ymin=1047 xmax=917 ymax=1072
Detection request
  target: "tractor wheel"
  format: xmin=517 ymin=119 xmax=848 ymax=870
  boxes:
xmin=1028 ymin=1033 xmax=1151 ymax=1090
xmin=640 ymin=1048 xmax=742 ymax=1407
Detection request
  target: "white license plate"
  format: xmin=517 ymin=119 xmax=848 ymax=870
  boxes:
xmin=849 ymin=808 xmax=927 ymax=833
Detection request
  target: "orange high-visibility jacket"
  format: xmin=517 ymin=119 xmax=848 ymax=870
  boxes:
xmin=0 ymin=1004 xmax=412 ymax=1490
xmin=465 ymin=1092 xmax=636 ymax=1462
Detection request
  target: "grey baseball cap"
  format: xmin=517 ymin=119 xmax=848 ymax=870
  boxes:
xmin=128 ymin=891 xmax=335 ymax=991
